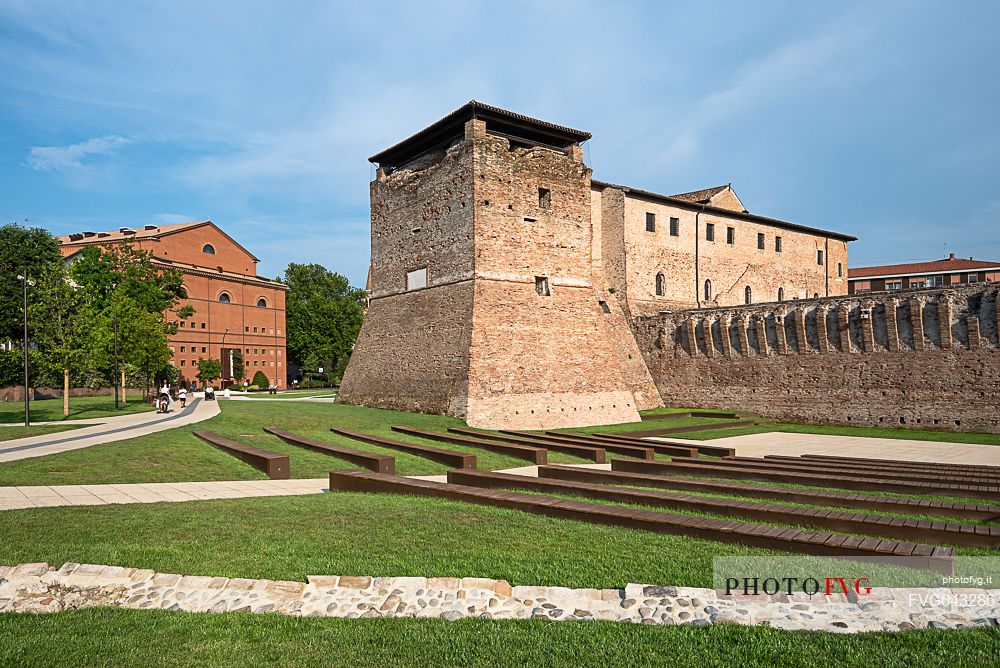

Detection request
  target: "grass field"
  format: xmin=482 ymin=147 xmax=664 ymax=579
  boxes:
xmin=1 ymin=609 xmax=996 ymax=668
xmin=0 ymin=424 xmax=82 ymax=442
xmin=0 ymin=394 xmax=152 ymax=423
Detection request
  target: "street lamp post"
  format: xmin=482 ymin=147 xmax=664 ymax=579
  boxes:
xmin=19 ymin=273 xmax=31 ymax=427
xmin=113 ymin=305 xmax=119 ymax=410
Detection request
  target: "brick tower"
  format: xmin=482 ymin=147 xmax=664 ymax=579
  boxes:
xmin=339 ymin=102 xmax=658 ymax=428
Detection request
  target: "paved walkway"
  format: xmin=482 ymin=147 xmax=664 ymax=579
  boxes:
xmin=654 ymin=432 xmax=1000 ymax=466
xmin=0 ymin=396 xmax=220 ymax=464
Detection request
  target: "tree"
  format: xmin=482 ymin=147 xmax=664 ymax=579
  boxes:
xmin=30 ymin=265 xmax=95 ymax=416
xmin=0 ymin=223 xmax=62 ymax=343
xmin=251 ymin=370 xmax=270 ymax=388
xmin=196 ymin=357 xmax=222 ymax=384
xmin=283 ymin=263 xmax=365 ymax=372
xmin=230 ymin=348 xmax=245 ymax=383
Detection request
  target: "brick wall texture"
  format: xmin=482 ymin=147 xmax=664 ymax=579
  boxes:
xmin=634 ymin=284 xmax=1000 ymax=433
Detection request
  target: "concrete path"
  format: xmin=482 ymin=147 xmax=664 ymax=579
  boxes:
xmin=0 ymin=396 xmax=219 ymax=464
xmin=651 ymin=432 xmax=1000 ymax=466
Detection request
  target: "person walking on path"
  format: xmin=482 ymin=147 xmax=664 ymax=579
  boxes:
xmin=178 ymin=386 xmax=187 ymax=409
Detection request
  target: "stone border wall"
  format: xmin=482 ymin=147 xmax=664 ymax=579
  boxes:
xmin=634 ymin=284 xmax=1000 ymax=432
xmin=2 ymin=563 xmax=997 ymax=633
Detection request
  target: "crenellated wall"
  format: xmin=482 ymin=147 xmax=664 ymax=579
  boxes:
xmin=634 ymin=284 xmax=1000 ymax=433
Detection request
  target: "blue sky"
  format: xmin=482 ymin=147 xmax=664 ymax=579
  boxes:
xmin=2 ymin=1 xmax=998 ymax=285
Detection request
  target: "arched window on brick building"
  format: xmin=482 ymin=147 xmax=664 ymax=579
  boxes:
xmin=745 ymin=286 xmax=752 ymax=305
xmin=655 ymin=273 xmax=665 ymax=296
xmin=202 ymin=244 xmax=215 ymax=254
xmin=218 ymin=292 xmax=232 ymax=303
xmin=257 ymin=297 xmax=268 ymax=308
xmin=777 ymin=287 xmax=784 ymax=302
xmin=704 ymin=280 xmax=712 ymax=301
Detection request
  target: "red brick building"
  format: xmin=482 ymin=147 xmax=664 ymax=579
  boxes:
xmin=57 ymin=222 xmax=288 ymax=389
xmin=849 ymin=253 xmax=1000 ymax=295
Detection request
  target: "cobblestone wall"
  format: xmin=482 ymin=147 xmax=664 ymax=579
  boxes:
xmin=634 ymin=284 xmax=1000 ymax=433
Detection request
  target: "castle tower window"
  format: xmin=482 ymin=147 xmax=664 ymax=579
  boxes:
xmin=727 ymin=227 xmax=735 ymax=245
xmin=406 ymin=267 xmax=428 ymax=291
xmin=745 ymin=286 xmax=752 ymax=304
xmin=202 ymin=244 xmax=215 ymax=254
xmin=538 ymin=187 xmax=551 ymax=209
xmin=645 ymin=212 xmax=655 ymax=233
xmin=257 ymin=297 xmax=268 ymax=308
xmin=535 ymin=276 xmax=551 ymax=297
xmin=837 ymin=262 xmax=843 ymax=278
xmin=757 ymin=233 xmax=765 ymax=250
xmin=705 ymin=223 xmax=715 ymax=242
xmin=704 ymin=279 xmax=712 ymax=301
xmin=817 ymin=249 xmax=824 ymax=265
xmin=669 ymin=217 xmax=679 ymax=236
xmin=775 ymin=236 xmax=783 ymax=252
xmin=778 ymin=287 xmax=784 ymax=302
xmin=218 ymin=292 xmax=232 ymax=303
xmin=598 ymin=300 xmax=611 ymax=314
xmin=655 ymin=272 xmax=665 ymax=296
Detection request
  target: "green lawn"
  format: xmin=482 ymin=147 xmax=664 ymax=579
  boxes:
xmin=0 ymin=400 xmax=627 ymax=486
xmin=0 ymin=394 xmax=152 ymax=423
xmin=0 ymin=424 xmax=82 ymax=442
xmin=1 ymin=609 xmax=996 ymax=668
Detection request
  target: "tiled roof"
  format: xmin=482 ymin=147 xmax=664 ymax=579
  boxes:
xmin=591 ymin=179 xmax=857 ymax=241
xmin=670 ymin=185 xmax=730 ymax=204
xmin=56 ymin=222 xmax=205 ymax=245
xmin=849 ymin=257 xmax=1000 ymax=279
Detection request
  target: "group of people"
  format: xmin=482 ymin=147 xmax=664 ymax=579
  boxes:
xmin=155 ymin=383 xmax=213 ymax=412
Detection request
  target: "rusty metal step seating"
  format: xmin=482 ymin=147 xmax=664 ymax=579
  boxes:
xmin=759 ymin=455 xmax=1000 ymax=482
xmin=390 ymin=426 xmax=546 ymax=465
xmin=610 ymin=458 xmax=1000 ymax=502
xmin=447 ymin=428 xmax=605 ymax=463
xmin=331 ymin=428 xmax=476 ymax=469
xmin=502 ymin=430 xmax=655 ymax=460
xmin=535 ymin=465 xmax=1000 ymax=522
xmin=639 ymin=411 xmax=742 ymax=421
xmin=589 ymin=432 xmax=736 ymax=458
xmin=195 ymin=430 xmax=290 ymax=479
xmin=541 ymin=431 xmax=696 ymax=458
xmin=800 ymin=453 xmax=1000 ymax=474
xmin=677 ymin=455 xmax=1000 ymax=486
xmin=446 ymin=468 xmax=999 ymax=548
xmin=327 ymin=470 xmax=954 ymax=572
xmin=263 ymin=427 xmax=394 ymax=474
xmin=615 ymin=421 xmax=757 ymax=438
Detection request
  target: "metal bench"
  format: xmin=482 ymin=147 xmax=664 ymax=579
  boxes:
xmin=263 ymin=427 xmax=394 ymax=474
xmin=194 ymin=430 xmax=290 ymax=479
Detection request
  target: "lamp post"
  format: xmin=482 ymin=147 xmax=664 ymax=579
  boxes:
xmin=16 ymin=273 xmax=33 ymax=427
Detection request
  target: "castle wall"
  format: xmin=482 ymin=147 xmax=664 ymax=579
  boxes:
xmin=634 ymin=284 xmax=1000 ymax=433
xmin=338 ymin=138 xmax=476 ymax=414
xmin=463 ymin=131 xmax=644 ymax=428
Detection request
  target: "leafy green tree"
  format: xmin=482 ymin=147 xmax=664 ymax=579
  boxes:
xmin=0 ymin=223 xmax=62 ymax=343
xmin=283 ymin=263 xmax=365 ymax=372
xmin=230 ymin=348 xmax=245 ymax=383
xmin=29 ymin=265 xmax=95 ymax=416
xmin=196 ymin=357 xmax=222 ymax=385
xmin=69 ymin=242 xmax=187 ymax=313
xmin=119 ymin=305 xmax=174 ymax=399
xmin=251 ymin=370 xmax=270 ymax=388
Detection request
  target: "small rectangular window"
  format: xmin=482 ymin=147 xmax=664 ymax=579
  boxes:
xmin=180 ymin=321 xmax=185 ymax=327
xmin=534 ymin=276 xmax=551 ymax=297
xmin=406 ymin=267 xmax=428 ymax=291
xmin=887 ymin=280 xmax=902 ymax=290
xmin=538 ymin=187 xmax=551 ymax=208
xmin=669 ymin=217 xmax=679 ymax=236
xmin=726 ymin=227 xmax=735 ymax=245
xmin=968 ymin=273 xmax=979 ymax=283
xmin=253 ymin=326 xmax=258 ymax=333
xmin=245 ymin=326 xmax=249 ymax=332
xmin=837 ymin=262 xmax=843 ymax=277
xmin=775 ymin=236 xmax=783 ymax=252
xmin=180 ymin=346 xmax=186 ymax=352
xmin=757 ymin=233 xmax=765 ymax=250
xmin=202 ymin=347 xmax=207 ymax=353
xmin=645 ymin=212 xmax=655 ymax=233
xmin=705 ymin=223 xmax=715 ymax=241
xmin=180 ymin=360 xmax=186 ymax=366
xmin=817 ymin=249 xmax=824 ymax=265
xmin=598 ymin=300 xmax=611 ymax=314
xmin=201 ymin=322 xmax=206 ymax=329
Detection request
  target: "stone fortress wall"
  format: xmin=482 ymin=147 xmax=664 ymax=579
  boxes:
xmin=633 ymin=284 xmax=1000 ymax=433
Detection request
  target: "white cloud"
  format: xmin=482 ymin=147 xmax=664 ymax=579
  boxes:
xmin=26 ymin=135 xmax=134 ymax=172
xmin=153 ymin=213 xmax=195 ymax=224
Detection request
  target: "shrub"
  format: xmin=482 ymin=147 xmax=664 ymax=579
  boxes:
xmin=251 ymin=370 xmax=270 ymax=387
